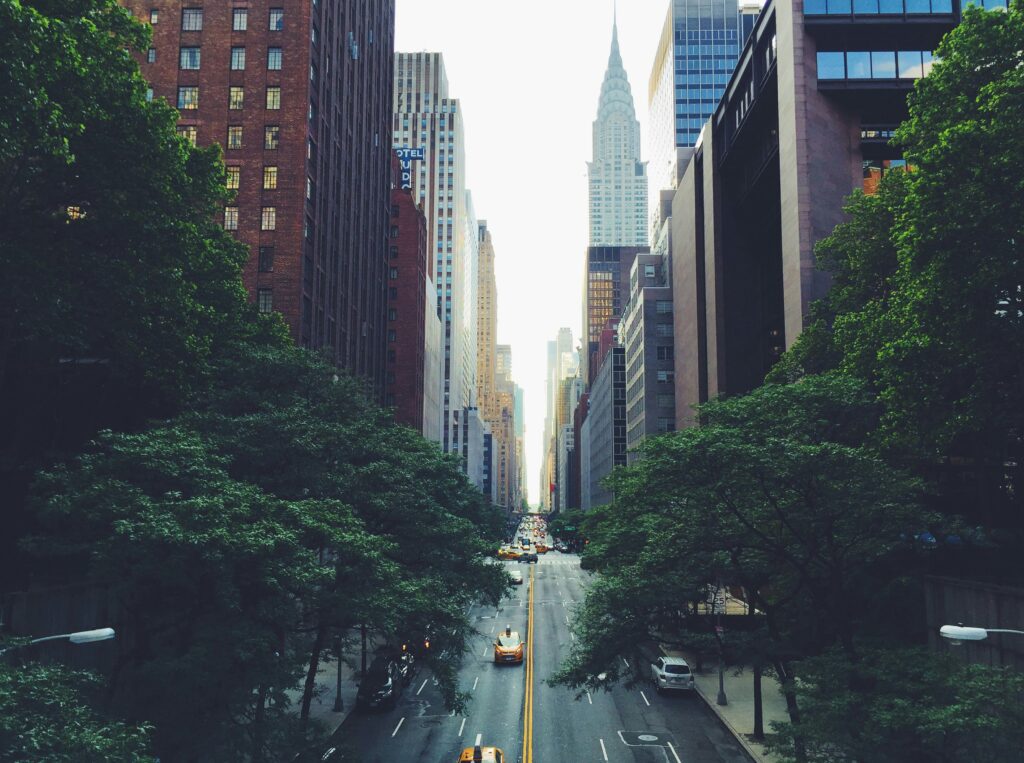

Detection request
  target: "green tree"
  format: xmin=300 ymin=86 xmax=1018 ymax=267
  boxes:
xmin=554 ymin=376 xmax=933 ymax=757
xmin=0 ymin=660 xmax=154 ymax=762
xmin=767 ymin=646 xmax=1024 ymax=763
xmin=0 ymin=0 xmax=284 ymax=588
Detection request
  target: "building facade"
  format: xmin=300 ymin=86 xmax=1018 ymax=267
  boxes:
xmin=587 ymin=346 xmax=627 ymax=508
xmin=588 ymin=19 xmax=648 ymax=248
xmin=127 ymin=0 xmax=395 ymax=399
xmin=669 ymin=0 xmax=962 ymax=428
xmin=621 ymin=255 xmax=676 ymax=462
xmin=393 ymin=52 xmax=476 ymax=451
xmin=582 ymin=246 xmax=648 ymax=387
xmin=386 ymin=164 xmax=428 ymax=432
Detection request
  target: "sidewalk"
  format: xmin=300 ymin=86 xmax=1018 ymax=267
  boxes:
xmin=661 ymin=645 xmax=788 ymax=763
xmin=285 ymin=654 xmax=360 ymax=737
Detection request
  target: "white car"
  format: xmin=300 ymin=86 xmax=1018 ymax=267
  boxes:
xmin=508 ymin=570 xmax=524 ymax=585
xmin=651 ymin=656 xmax=695 ymax=692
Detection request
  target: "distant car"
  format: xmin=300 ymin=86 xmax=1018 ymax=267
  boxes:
xmin=651 ymin=656 xmax=695 ymax=693
xmin=357 ymin=655 xmax=405 ymax=710
xmin=508 ymin=570 xmax=523 ymax=585
xmin=497 ymin=547 xmax=519 ymax=560
xmin=493 ymin=626 xmax=524 ymax=664
xmin=535 ymin=544 xmax=549 ymax=554
xmin=519 ymin=552 xmax=538 ymax=564
xmin=459 ymin=745 xmax=507 ymax=762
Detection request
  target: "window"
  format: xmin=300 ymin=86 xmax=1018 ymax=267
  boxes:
xmin=388 ymin=329 xmax=397 ymax=342
xmin=266 ymin=86 xmax=281 ymax=109
xmin=817 ymin=51 xmax=846 ymax=79
xmin=145 ymin=87 xmax=154 ymax=102
xmin=847 ymin=51 xmax=871 ymax=79
xmin=227 ymin=126 xmax=242 ymax=149
xmin=388 ymin=308 xmax=397 ymax=321
xmin=389 ymin=267 xmax=399 ymax=279
xmin=263 ymin=166 xmax=278 ymax=190
xmin=232 ymin=8 xmax=248 ymax=31
xmin=257 ymin=288 xmax=273 ymax=314
xmin=258 ymin=246 xmax=275 ymax=272
xmin=230 ymin=47 xmax=246 ymax=70
xmin=179 ymin=46 xmax=200 ymax=69
xmin=149 ymin=8 xmax=158 ymax=24
xmin=223 ymin=206 xmax=238 ymax=230
xmin=264 ymin=125 xmax=280 ymax=149
xmin=656 ymin=300 xmax=672 ymax=314
xmin=225 ymin=166 xmax=240 ymax=190
xmin=177 ymin=86 xmax=199 ymax=110
xmin=389 ymin=246 xmax=399 ymax=259
xmin=871 ymin=51 xmax=897 ymax=79
xmin=657 ymin=346 xmax=674 ymax=361
xmin=229 ymin=86 xmax=244 ymax=109
xmin=261 ymin=206 xmax=276 ymax=230
xmin=656 ymin=370 xmax=675 ymax=383
xmin=267 ymin=47 xmax=282 ymax=70
xmin=269 ymin=8 xmax=284 ymax=31
xmin=147 ymin=47 xmax=157 ymax=63
xmin=898 ymin=50 xmax=924 ymax=78
xmin=177 ymin=125 xmax=197 ymax=146
xmin=181 ymin=8 xmax=202 ymax=31
xmin=305 ymin=177 xmax=313 ymax=200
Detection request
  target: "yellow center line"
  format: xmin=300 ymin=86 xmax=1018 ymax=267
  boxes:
xmin=522 ymin=564 xmax=535 ymax=763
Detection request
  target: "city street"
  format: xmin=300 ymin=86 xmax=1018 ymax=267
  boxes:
xmin=322 ymin=553 xmax=751 ymax=762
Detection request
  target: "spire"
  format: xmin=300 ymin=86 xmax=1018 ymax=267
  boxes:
xmin=608 ymin=3 xmax=622 ymax=69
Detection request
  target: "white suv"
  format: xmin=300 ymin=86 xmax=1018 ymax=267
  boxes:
xmin=651 ymin=656 xmax=695 ymax=693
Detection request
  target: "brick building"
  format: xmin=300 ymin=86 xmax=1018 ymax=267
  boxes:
xmin=125 ymin=1 xmax=395 ymax=400
xmin=386 ymin=158 xmax=428 ymax=431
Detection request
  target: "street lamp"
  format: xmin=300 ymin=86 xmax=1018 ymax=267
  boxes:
xmin=940 ymin=624 xmax=1024 ymax=646
xmin=0 ymin=627 xmax=115 ymax=655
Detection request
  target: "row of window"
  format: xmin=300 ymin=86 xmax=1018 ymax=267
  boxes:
xmin=806 ymin=0 xmax=1004 ymax=13
xmin=177 ymin=124 xmax=280 ymax=150
xmin=224 ymin=206 xmax=277 ymax=231
xmin=817 ymin=50 xmax=936 ymax=80
xmin=177 ymin=85 xmax=282 ymax=111
xmin=225 ymin=165 xmax=279 ymax=190
xmin=158 ymin=46 xmax=283 ymax=71
xmin=159 ymin=7 xmax=284 ymax=32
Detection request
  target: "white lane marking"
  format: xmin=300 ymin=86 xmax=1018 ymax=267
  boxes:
xmin=622 ymin=657 xmax=630 ymax=668
xmin=587 ymin=691 xmax=593 ymax=705
xmin=482 ymin=645 xmax=489 ymax=658
xmin=571 ymin=633 xmax=576 ymax=641
xmin=667 ymin=741 xmax=682 ymax=763
xmin=391 ymin=717 xmax=405 ymax=737
xmin=491 ymin=624 xmax=496 ymax=634
xmin=640 ymin=690 xmax=651 ymax=706
xmin=475 ymin=733 xmax=483 ymax=747
xmin=565 ymin=615 xmax=570 ymax=624
xmin=599 ymin=738 xmax=609 ymax=761
xmin=472 ymin=676 xmax=479 ymax=691
xmin=416 ymin=679 xmax=428 ymax=696
xmin=458 ymin=717 xmax=467 ymax=737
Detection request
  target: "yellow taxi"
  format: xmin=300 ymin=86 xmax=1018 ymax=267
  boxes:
xmin=493 ymin=625 xmax=524 ymax=665
xmin=535 ymin=543 xmax=549 ymax=554
xmin=458 ymin=745 xmax=506 ymax=762
xmin=496 ymin=547 xmax=519 ymax=560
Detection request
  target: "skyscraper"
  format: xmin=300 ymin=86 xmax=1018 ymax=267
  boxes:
xmin=393 ymin=53 xmax=477 ymax=451
xmin=588 ymin=17 xmax=649 ymax=248
xmin=126 ymin=1 xmax=396 ymax=400
xmin=647 ymin=0 xmax=745 ymax=235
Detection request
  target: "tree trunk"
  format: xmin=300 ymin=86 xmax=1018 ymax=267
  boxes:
xmin=753 ymin=664 xmax=764 ymax=740
xmin=774 ymin=658 xmax=806 ymax=763
xmin=253 ymin=683 xmax=268 ymax=762
xmin=300 ymin=622 xmax=327 ymax=727
xmin=361 ymin=623 xmax=368 ymax=676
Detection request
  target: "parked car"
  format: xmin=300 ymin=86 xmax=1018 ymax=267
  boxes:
xmin=356 ymin=654 xmax=405 ymax=710
xmin=650 ymin=656 xmax=695 ymax=693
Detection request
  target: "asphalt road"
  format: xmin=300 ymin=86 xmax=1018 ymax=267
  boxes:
xmin=320 ymin=553 xmax=751 ymax=763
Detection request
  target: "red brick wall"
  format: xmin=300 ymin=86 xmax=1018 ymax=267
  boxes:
xmin=123 ymin=1 xmax=394 ymax=401
xmin=386 ymin=187 xmax=427 ymax=432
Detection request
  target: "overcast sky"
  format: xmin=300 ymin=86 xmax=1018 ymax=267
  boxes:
xmin=395 ymin=0 xmax=671 ymax=506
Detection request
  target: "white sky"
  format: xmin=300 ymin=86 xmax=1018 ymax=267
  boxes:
xmin=395 ymin=0 xmax=670 ymax=506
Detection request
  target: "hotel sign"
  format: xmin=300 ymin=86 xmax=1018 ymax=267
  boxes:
xmin=395 ymin=148 xmax=425 ymax=190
